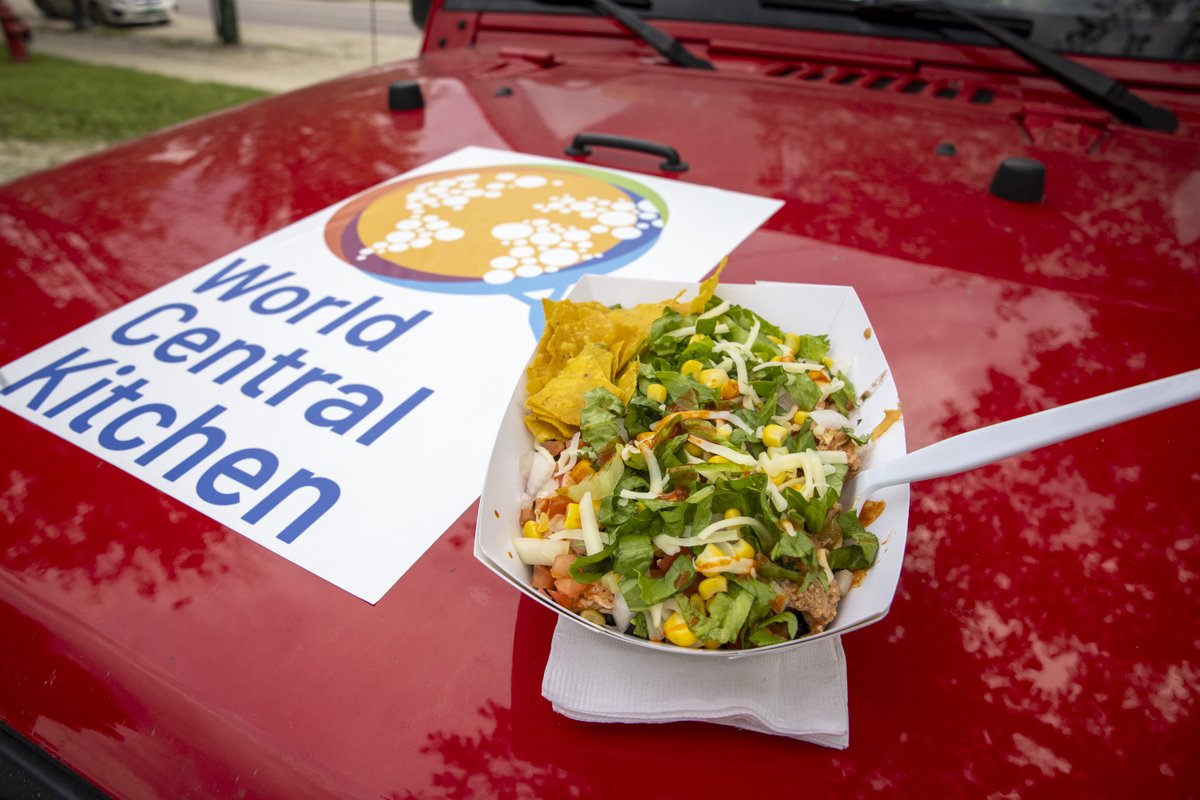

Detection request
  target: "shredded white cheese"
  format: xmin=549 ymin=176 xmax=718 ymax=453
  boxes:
xmin=687 ymin=436 xmax=757 ymax=466
xmin=666 ymin=323 xmax=730 ymax=339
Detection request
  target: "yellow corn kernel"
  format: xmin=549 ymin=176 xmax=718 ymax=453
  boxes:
xmin=784 ymin=332 xmax=802 ymax=353
xmin=720 ymin=379 xmax=740 ymax=400
xmin=715 ymin=423 xmax=733 ymax=438
xmin=580 ymin=609 xmax=606 ymax=626
xmin=699 ymin=367 xmax=729 ymax=389
xmin=761 ymin=423 xmax=787 ymax=448
xmin=698 ymin=576 xmax=728 ymax=600
xmin=536 ymin=512 xmax=550 ymax=533
xmin=565 ymin=503 xmax=581 ymax=530
xmin=664 ymin=612 xmax=698 ymax=647
xmin=704 ymin=639 xmax=722 ymax=650
xmin=684 ymin=442 xmax=704 ymax=458
xmin=688 ymin=333 xmax=709 ymax=344
xmin=521 ymin=520 xmax=542 ymax=539
xmin=792 ymin=409 xmax=809 ymax=425
xmin=724 ymin=508 xmax=741 ymax=520
xmin=680 ymin=359 xmax=703 ymax=378
xmin=822 ymin=356 xmax=835 ymax=369
xmin=770 ymin=471 xmax=789 ymax=486
xmin=646 ymin=383 xmax=668 ymax=404
xmin=733 ymin=539 xmax=755 ymax=560
xmin=707 ymin=455 xmax=731 ymax=465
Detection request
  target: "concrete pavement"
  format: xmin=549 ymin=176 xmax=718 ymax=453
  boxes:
xmin=8 ymin=0 xmax=424 ymax=92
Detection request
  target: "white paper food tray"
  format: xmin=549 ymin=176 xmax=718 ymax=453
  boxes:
xmin=474 ymin=275 xmax=908 ymax=657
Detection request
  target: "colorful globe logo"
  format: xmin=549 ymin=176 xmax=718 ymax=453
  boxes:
xmin=325 ymin=164 xmax=668 ymax=333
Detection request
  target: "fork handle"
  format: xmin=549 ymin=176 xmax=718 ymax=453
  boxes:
xmin=852 ymin=368 xmax=1200 ymax=505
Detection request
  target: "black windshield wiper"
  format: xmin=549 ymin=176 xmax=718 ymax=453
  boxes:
xmin=536 ymin=0 xmax=715 ymax=69
xmin=763 ymin=0 xmax=1178 ymax=132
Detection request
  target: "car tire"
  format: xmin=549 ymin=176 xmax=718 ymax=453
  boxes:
xmin=411 ymin=0 xmax=431 ymax=29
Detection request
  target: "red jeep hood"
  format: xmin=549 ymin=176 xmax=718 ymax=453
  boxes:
xmin=1 ymin=32 xmax=1198 ymax=799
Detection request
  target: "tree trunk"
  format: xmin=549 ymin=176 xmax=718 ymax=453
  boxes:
xmin=212 ymin=0 xmax=239 ymax=45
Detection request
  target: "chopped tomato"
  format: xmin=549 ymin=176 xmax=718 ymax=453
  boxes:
xmin=531 ymin=565 xmax=555 ymax=590
xmin=550 ymin=553 xmax=577 ymax=580
xmin=554 ymin=577 xmax=587 ymax=598
xmin=538 ymin=494 xmax=571 ymax=519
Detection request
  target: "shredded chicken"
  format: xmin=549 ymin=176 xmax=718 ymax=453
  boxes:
xmin=817 ymin=427 xmax=862 ymax=473
xmin=780 ymin=577 xmax=841 ymax=634
xmin=575 ymin=583 xmax=615 ymax=612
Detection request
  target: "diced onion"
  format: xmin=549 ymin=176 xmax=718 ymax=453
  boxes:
xmin=579 ymin=490 xmax=603 ymax=556
xmin=522 ymin=447 xmax=556 ymax=498
xmin=513 ymin=537 xmax=569 ymax=566
xmin=612 ymin=589 xmax=633 ymax=632
xmin=809 ymin=408 xmax=851 ymax=431
xmin=619 ymin=442 xmax=664 ymax=500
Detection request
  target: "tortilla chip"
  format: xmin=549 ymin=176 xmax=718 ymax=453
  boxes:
xmin=615 ymin=360 xmax=640 ymax=403
xmin=524 ymin=414 xmax=575 ymax=442
xmin=522 ymin=261 xmax=728 ymax=440
xmin=526 ymin=342 xmax=618 ymax=429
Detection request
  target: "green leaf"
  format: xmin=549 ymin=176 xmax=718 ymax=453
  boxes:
xmin=793 ymin=334 xmax=829 ymax=363
xmin=782 ymin=485 xmax=839 ymax=537
xmin=656 ymin=370 xmax=718 ymax=406
xmin=579 ymin=388 xmax=626 ymax=457
xmin=827 ymin=511 xmax=880 ymax=570
xmin=770 ymin=528 xmax=815 ymax=561
xmin=758 ymin=561 xmax=803 ymax=581
xmin=613 ymin=534 xmax=653 ymax=576
xmin=747 ymin=612 xmax=800 ymax=647
xmin=784 ymin=372 xmax=822 ymax=411
xmin=567 ymin=543 xmax=615 ymax=584
xmin=829 ymin=371 xmax=858 ymax=414
xmin=623 ymin=556 xmax=696 ymax=610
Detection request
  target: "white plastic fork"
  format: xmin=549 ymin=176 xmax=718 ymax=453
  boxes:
xmin=846 ymin=368 xmax=1200 ymax=509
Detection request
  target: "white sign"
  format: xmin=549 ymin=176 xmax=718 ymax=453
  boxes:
xmin=0 ymin=147 xmax=782 ymax=602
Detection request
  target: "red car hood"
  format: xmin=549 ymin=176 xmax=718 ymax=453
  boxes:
xmin=1 ymin=24 xmax=1198 ymax=798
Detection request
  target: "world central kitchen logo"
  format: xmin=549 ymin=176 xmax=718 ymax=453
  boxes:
xmin=324 ymin=165 xmax=668 ymax=333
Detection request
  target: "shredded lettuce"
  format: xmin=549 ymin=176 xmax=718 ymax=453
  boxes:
xmin=579 ymin=388 xmax=626 ymax=457
xmin=827 ymin=511 xmax=880 ymax=570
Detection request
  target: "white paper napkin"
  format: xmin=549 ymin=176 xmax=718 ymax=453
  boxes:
xmin=541 ymin=619 xmax=849 ymax=748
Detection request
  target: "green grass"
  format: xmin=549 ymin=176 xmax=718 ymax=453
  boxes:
xmin=0 ymin=53 xmax=269 ymax=143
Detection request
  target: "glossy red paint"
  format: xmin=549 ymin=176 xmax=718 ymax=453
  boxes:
xmin=1 ymin=9 xmax=1198 ymax=799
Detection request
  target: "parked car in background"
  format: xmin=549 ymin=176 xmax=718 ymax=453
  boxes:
xmin=31 ymin=0 xmax=176 ymax=26
xmin=1 ymin=0 xmax=1198 ymax=797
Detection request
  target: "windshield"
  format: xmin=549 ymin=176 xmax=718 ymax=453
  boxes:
xmin=445 ymin=0 xmax=1200 ymax=62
